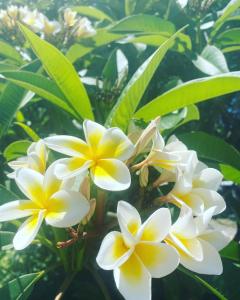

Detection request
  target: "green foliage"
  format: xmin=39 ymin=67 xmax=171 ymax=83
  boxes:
xmin=134 ymin=73 xmax=240 ymax=121
xmin=3 ymin=140 xmax=31 ymax=162
xmin=19 ymin=23 xmax=94 ymax=121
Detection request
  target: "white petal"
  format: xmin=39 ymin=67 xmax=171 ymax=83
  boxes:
xmin=45 ymin=190 xmax=90 ymax=228
xmin=166 ymin=136 xmax=187 ymax=152
xmin=114 ymin=253 xmax=151 ymax=300
xmin=8 ymin=157 xmax=28 ymax=170
xmin=91 ymin=159 xmax=131 ymax=191
xmin=180 ymin=239 xmax=223 ymax=275
xmin=96 ymin=231 xmax=133 ymax=270
xmin=54 ymin=158 xmax=92 ymax=179
xmin=15 ymin=168 xmax=44 ymax=206
xmin=135 ymin=242 xmax=179 ymax=278
xmin=83 ymin=120 xmax=106 ymax=149
xmin=13 ymin=210 xmax=45 ymax=250
xmin=193 ymin=167 xmax=223 ymax=190
xmin=149 ymin=150 xmax=180 ymax=171
xmin=171 ymin=206 xmax=197 ymax=238
xmin=117 ymin=201 xmax=141 ymax=246
xmin=139 ymin=208 xmax=172 ymax=243
xmin=0 ymin=200 xmax=35 ymax=221
xmin=97 ymin=127 xmax=134 ymax=161
xmin=209 ymin=218 xmax=237 ymax=245
xmin=171 ymin=192 xmax=204 ymax=216
xmin=195 ymin=206 xmax=217 ymax=234
xmin=192 ymin=188 xmax=226 ymax=215
xmin=152 ymin=131 xmax=165 ymax=150
xmin=199 ymin=230 xmax=231 ymax=251
xmin=44 ymin=135 xmax=89 ymax=157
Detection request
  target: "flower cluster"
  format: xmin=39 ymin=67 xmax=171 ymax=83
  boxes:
xmin=0 ymin=119 xmax=234 ymax=300
xmin=0 ymin=5 xmax=95 ymax=39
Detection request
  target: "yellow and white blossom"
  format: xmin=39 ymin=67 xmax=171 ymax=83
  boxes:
xmin=45 ymin=120 xmax=134 ymax=191
xmin=133 ymin=132 xmax=197 ymax=187
xmin=42 ymin=17 xmax=61 ymax=36
xmin=0 ymin=164 xmax=90 ymax=250
xmin=74 ymin=17 xmax=96 ymax=38
xmin=64 ymin=8 xmax=77 ymax=27
xmin=165 ymin=206 xmax=232 ymax=275
xmin=96 ymin=201 xmax=179 ymax=300
xmin=168 ymin=162 xmax=226 ymax=215
xmin=8 ymin=139 xmax=48 ymax=178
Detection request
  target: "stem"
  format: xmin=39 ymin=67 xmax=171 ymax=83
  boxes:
xmin=87 ymin=266 xmax=112 ymax=300
xmin=54 ymin=272 xmax=77 ymax=300
xmin=164 ymin=0 xmax=173 ymax=19
xmin=96 ymin=189 xmax=107 ymax=226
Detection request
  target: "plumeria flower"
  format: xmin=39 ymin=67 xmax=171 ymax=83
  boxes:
xmin=44 ymin=120 xmax=134 ymax=191
xmin=42 ymin=17 xmax=61 ymax=36
xmin=22 ymin=9 xmax=45 ymax=32
xmin=8 ymin=139 xmax=48 ymax=178
xmin=96 ymin=201 xmax=179 ymax=300
xmin=0 ymin=164 xmax=90 ymax=250
xmin=133 ymin=132 xmax=197 ymax=187
xmin=7 ymin=5 xmax=19 ymax=19
xmin=165 ymin=206 xmax=232 ymax=275
xmin=74 ymin=17 xmax=96 ymax=38
xmin=64 ymin=8 xmax=77 ymax=27
xmin=168 ymin=162 xmax=226 ymax=215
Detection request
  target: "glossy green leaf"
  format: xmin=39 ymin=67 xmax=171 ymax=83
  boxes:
xmin=66 ymin=44 xmax=93 ymax=63
xmin=110 ymin=14 xmax=175 ymax=34
xmin=214 ymin=0 xmax=240 ymax=32
xmin=106 ymin=29 xmax=184 ymax=130
xmin=178 ymin=131 xmax=240 ymax=170
xmin=3 ymin=140 xmax=31 ymax=162
xmin=134 ymin=72 xmax=240 ymax=121
xmin=219 ymin=164 xmax=240 ymax=184
xmin=216 ymin=28 xmax=240 ymax=48
xmin=0 ymin=40 xmax=23 ymax=64
xmin=220 ymin=241 xmax=240 ymax=262
xmin=0 ymin=272 xmax=44 ymax=300
xmin=176 ymin=104 xmax=200 ymax=128
xmin=0 ymin=60 xmax=41 ymax=138
xmin=15 ymin=122 xmax=40 ymax=142
xmin=222 ymin=45 xmax=240 ymax=53
xmin=1 ymin=70 xmax=77 ymax=117
xmin=0 ymin=231 xmax=14 ymax=250
xmin=179 ymin=267 xmax=227 ymax=300
xmin=0 ymin=184 xmax=17 ymax=204
xmin=193 ymin=45 xmax=229 ymax=75
xmin=19 ymin=23 xmax=94 ymax=120
xmin=0 ymin=63 xmax=17 ymax=72
xmin=72 ymin=6 xmax=113 ymax=21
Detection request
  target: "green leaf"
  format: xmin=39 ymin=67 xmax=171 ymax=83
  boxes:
xmin=66 ymin=44 xmax=93 ymax=63
xmin=0 ymin=60 xmax=41 ymax=138
xmin=106 ymin=28 xmax=184 ymax=130
xmin=1 ymin=70 xmax=77 ymax=117
xmin=219 ymin=164 xmax=240 ymax=184
xmin=72 ymin=6 xmax=113 ymax=21
xmin=222 ymin=45 xmax=240 ymax=53
xmin=193 ymin=45 xmax=229 ymax=75
xmin=0 ymin=184 xmax=18 ymax=204
xmin=0 ymin=63 xmax=17 ymax=72
xmin=125 ymin=32 xmax=192 ymax=52
xmin=14 ymin=122 xmax=40 ymax=142
xmin=134 ymin=72 xmax=240 ymax=121
xmin=216 ymin=28 xmax=240 ymax=47
xmin=179 ymin=267 xmax=228 ymax=300
xmin=220 ymin=241 xmax=240 ymax=262
xmin=3 ymin=140 xmax=31 ymax=162
xmin=213 ymin=0 xmax=240 ymax=33
xmin=0 ymin=272 xmax=44 ymax=300
xmin=0 ymin=231 xmax=14 ymax=250
xmin=125 ymin=0 xmax=137 ymax=15
xmin=19 ymin=23 xmax=94 ymax=120
xmin=110 ymin=14 xmax=175 ymax=34
xmin=176 ymin=104 xmax=200 ymax=128
xmin=178 ymin=131 xmax=240 ymax=170
xmin=0 ymin=40 xmax=23 ymax=64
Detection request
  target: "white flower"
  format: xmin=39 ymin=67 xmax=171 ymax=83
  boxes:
xmin=133 ymin=132 xmax=198 ymax=187
xmin=7 ymin=5 xmax=19 ymax=19
xmin=0 ymin=9 xmax=14 ymax=28
xmin=42 ymin=17 xmax=61 ymax=36
xmin=64 ymin=8 xmax=77 ymax=27
xmin=169 ymin=162 xmax=226 ymax=215
xmin=74 ymin=17 xmax=96 ymax=38
xmin=8 ymin=140 xmax=48 ymax=178
xmin=165 ymin=206 xmax=232 ymax=275
xmin=22 ymin=10 xmax=45 ymax=32
xmin=44 ymin=120 xmax=134 ymax=191
xmin=96 ymin=201 xmax=179 ymax=300
xmin=0 ymin=164 xmax=90 ymax=250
